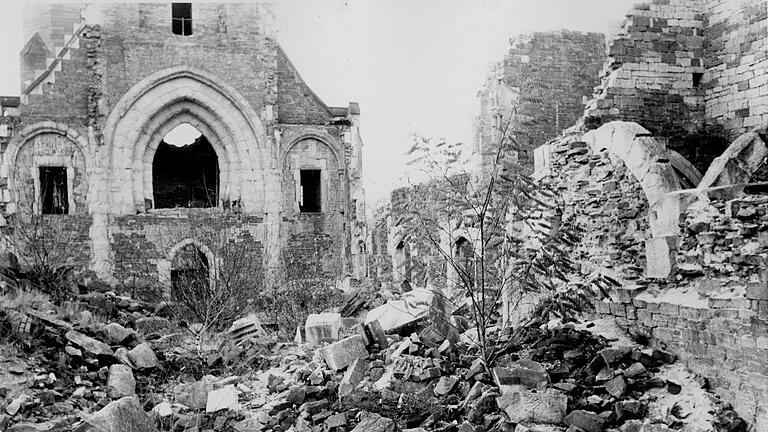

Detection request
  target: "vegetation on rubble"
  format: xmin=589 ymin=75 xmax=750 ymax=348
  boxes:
xmin=258 ymin=250 xmax=343 ymax=338
xmin=157 ymin=213 xmax=262 ymax=358
xmin=6 ymin=214 xmax=80 ymax=301
xmin=399 ymin=113 xmax=580 ymax=369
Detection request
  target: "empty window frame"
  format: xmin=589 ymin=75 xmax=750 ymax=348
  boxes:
xmin=39 ymin=166 xmax=68 ymax=215
xmin=172 ymin=3 xmax=193 ymax=36
xmin=299 ymin=169 xmax=321 ymax=213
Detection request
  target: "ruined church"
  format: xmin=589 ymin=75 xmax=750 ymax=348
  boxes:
xmin=0 ymin=3 xmax=368 ymax=287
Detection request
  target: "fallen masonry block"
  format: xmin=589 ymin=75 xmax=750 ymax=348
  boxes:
xmin=107 ymin=364 xmax=135 ymax=399
xmin=563 ymin=410 xmax=606 ymax=432
xmin=74 ymin=396 xmax=158 ymax=432
xmin=228 ymin=313 xmax=267 ymax=344
xmin=206 ymin=386 xmax=240 ymax=413
xmin=339 ymin=357 xmax=368 ymax=397
xmin=605 ymin=375 xmax=627 ymax=398
xmin=365 ymin=293 xmax=430 ymax=334
xmin=493 ymin=359 xmax=549 ymax=389
xmin=366 ymin=319 xmax=389 ymax=348
xmin=65 ymin=330 xmax=114 ymax=357
xmin=104 ymin=323 xmax=134 ymax=345
xmin=174 ymin=376 xmax=217 ymax=410
xmin=305 ymin=313 xmax=342 ymax=347
xmin=317 ymin=335 xmax=369 ymax=370
xmin=351 ymin=412 xmax=396 ymax=432
xmin=496 ymin=387 xmax=567 ymax=424
xmin=434 ymin=376 xmax=459 ymax=397
xmin=127 ymin=342 xmax=157 ymax=369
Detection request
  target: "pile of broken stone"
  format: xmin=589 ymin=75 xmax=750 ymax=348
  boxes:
xmin=678 ymin=193 xmax=768 ymax=279
xmin=0 ymin=283 xmax=748 ymax=432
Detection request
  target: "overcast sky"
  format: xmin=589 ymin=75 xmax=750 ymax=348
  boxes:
xmin=0 ymin=0 xmax=637 ymax=202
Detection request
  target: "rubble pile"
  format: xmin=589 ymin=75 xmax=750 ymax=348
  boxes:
xmin=678 ymin=194 xmax=768 ymax=280
xmin=540 ymin=127 xmax=650 ymax=285
xmin=0 ymin=267 xmax=750 ymax=432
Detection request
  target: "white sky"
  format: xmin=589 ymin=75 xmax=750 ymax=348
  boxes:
xmin=0 ymin=0 xmax=637 ymax=201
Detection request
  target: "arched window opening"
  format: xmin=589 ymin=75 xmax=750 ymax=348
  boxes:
xmin=453 ymin=237 xmax=475 ymax=288
xmin=153 ymin=123 xmax=219 ymax=209
xmin=170 ymin=243 xmax=210 ymax=298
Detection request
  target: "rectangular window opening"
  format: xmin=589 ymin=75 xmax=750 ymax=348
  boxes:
xmin=692 ymin=72 xmax=704 ymax=88
xmin=172 ymin=3 xmax=193 ymax=36
xmin=39 ymin=166 xmax=68 ymax=215
xmin=299 ymin=169 xmax=321 ymax=213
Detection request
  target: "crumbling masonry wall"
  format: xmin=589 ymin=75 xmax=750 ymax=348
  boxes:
xmin=474 ymin=31 xmax=605 ymax=174
xmin=584 ymin=0 xmax=768 ymax=173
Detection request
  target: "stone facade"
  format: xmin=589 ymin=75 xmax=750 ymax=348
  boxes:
xmin=0 ymin=3 xmax=367 ymax=289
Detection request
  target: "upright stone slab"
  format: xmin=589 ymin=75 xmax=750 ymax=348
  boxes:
xmin=339 ymin=357 xmax=368 ymax=397
xmin=317 ymin=335 xmax=369 ymax=370
xmin=645 ymin=236 xmax=678 ymax=278
xmin=305 ymin=313 xmax=342 ymax=347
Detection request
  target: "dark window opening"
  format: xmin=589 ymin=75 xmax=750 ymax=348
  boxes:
xmin=172 ymin=3 xmax=193 ymax=36
xmin=152 ymin=134 xmax=219 ymax=209
xmin=171 ymin=244 xmax=209 ymax=300
xmin=395 ymin=240 xmax=412 ymax=283
xmin=692 ymin=72 xmax=704 ymax=88
xmin=300 ymin=169 xmax=321 ymax=212
xmin=454 ymin=237 xmax=475 ymax=287
xmin=39 ymin=166 xmax=68 ymax=215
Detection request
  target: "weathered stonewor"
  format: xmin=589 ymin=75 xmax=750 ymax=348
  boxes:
xmin=316 ymin=335 xmax=369 ymax=371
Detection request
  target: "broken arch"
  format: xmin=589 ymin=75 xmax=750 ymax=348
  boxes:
xmin=152 ymin=123 xmax=219 ymax=209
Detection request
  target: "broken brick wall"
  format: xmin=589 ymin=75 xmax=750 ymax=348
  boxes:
xmin=702 ymin=0 xmax=768 ymax=140
xmin=538 ymin=125 xmax=768 ymax=428
xmin=111 ymin=212 xmax=265 ymax=294
xmin=583 ymin=0 xmax=718 ymax=172
xmin=474 ymin=31 xmax=605 ymax=174
xmin=538 ymin=128 xmax=651 ymax=284
xmin=594 ymin=280 xmax=768 ymax=429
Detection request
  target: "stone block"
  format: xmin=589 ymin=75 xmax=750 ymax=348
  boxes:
xmin=74 ymin=397 xmax=158 ymax=432
xmin=206 ymin=386 xmax=239 ymax=413
xmin=127 ymin=343 xmax=157 ymax=369
xmin=305 ymin=313 xmax=342 ymax=347
xmin=339 ymin=357 xmax=368 ymax=397
xmin=496 ymin=387 xmax=567 ymax=424
xmin=645 ymin=236 xmax=678 ymax=278
xmin=563 ymin=410 xmax=606 ymax=432
xmin=316 ymin=335 xmax=369 ymax=370
xmin=107 ymin=364 xmax=135 ymax=399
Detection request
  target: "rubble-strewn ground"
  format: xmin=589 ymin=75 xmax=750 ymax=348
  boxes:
xmin=0 ymin=279 xmax=751 ymax=432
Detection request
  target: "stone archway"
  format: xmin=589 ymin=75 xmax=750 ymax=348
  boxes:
xmin=158 ymin=238 xmax=217 ymax=294
xmin=101 ymin=67 xmax=270 ymax=215
xmin=3 ymin=122 xmax=89 ymax=214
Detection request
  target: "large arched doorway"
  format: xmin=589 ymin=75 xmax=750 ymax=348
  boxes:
xmin=152 ymin=123 xmax=219 ymax=208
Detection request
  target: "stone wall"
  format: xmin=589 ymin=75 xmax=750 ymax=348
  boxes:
xmin=473 ymin=31 xmax=604 ymax=175
xmin=583 ymin=0 xmax=717 ymax=171
xmin=110 ymin=211 xmax=265 ymax=290
xmin=703 ymin=0 xmax=768 ymax=139
xmin=595 ymin=277 xmax=768 ymax=429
